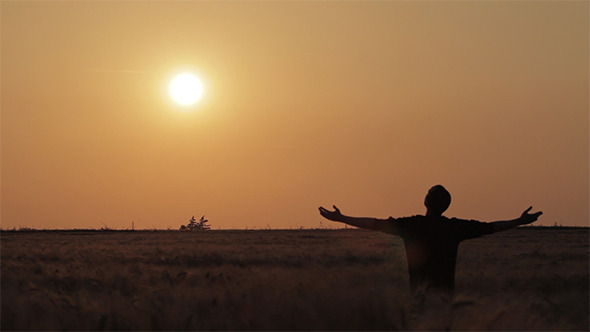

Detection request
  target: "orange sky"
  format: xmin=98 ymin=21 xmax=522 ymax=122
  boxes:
xmin=2 ymin=2 xmax=588 ymax=229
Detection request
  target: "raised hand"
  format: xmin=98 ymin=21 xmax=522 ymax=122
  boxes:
xmin=519 ymin=206 xmax=543 ymax=225
xmin=319 ymin=205 xmax=344 ymax=222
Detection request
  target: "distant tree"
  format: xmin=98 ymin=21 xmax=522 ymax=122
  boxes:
xmin=197 ymin=215 xmax=211 ymax=230
xmin=180 ymin=215 xmax=210 ymax=231
xmin=188 ymin=216 xmax=197 ymax=228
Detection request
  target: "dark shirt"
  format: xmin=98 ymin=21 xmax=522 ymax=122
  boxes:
xmin=378 ymin=215 xmax=494 ymax=293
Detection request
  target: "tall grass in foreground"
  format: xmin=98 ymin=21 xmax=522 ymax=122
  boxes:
xmin=1 ymin=228 xmax=588 ymax=330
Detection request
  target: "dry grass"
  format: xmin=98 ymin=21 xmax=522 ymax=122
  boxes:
xmin=1 ymin=228 xmax=588 ymax=330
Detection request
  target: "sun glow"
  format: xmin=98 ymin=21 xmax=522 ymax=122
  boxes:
xmin=169 ymin=73 xmax=203 ymax=106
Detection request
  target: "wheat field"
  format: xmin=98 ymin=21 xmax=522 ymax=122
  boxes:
xmin=1 ymin=228 xmax=588 ymax=331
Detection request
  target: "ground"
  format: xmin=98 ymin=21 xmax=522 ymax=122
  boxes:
xmin=1 ymin=227 xmax=588 ymax=330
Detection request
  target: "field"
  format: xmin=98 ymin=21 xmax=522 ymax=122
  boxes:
xmin=1 ymin=228 xmax=588 ymax=331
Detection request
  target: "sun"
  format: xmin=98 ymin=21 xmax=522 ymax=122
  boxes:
xmin=169 ymin=73 xmax=203 ymax=106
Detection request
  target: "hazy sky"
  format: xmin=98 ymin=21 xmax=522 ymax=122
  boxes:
xmin=2 ymin=1 xmax=588 ymax=229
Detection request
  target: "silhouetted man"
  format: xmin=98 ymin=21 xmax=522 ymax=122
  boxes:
xmin=319 ymin=185 xmax=542 ymax=296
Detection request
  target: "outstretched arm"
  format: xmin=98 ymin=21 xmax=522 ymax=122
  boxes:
xmin=491 ymin=206 xmax=543 ymax=233
xmin=319 ymin=205 xmax=386 ymax=231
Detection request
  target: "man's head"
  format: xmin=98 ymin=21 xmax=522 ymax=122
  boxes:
xmin=424 ymin=185 xmax=451 ymax=216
